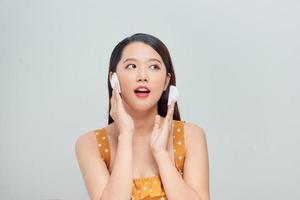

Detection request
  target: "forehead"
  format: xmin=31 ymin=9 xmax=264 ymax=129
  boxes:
xmin=120 ymin=42 xmax=163 ymax=62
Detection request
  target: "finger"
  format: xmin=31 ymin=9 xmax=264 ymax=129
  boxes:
xmin=153 ymin=114 xmax=161 ymax=130
xmin=111 ymin=83 xmax=119 ymax=108
xmin=152 ymin=131 xmax=159 ymax=143
xmin=151 ymin=115 xmax=161 ymax=142
xmin=165 ymin=100 xmax=175 ymax=123
xmin=111 ymin=86 xmax=116 ymax=105
xmin=167 ymin=101 xmax=175 ymax=127
xmin=114 ymin=82 xmax=122 ymax=104
xmin=169 ymin=101 xmax=175 ymax=121
xmin=110 ymin=89 xmax=116 ymax=115
xmin=113 ymin=83 xmax=120 ymax=104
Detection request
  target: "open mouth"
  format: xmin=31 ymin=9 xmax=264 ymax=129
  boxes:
xmin=134 ymin=90 xmax=151 ymax=94
xmin=134 ymin=87 xmax=151 ymax=98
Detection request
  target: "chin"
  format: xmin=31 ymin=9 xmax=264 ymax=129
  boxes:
xmin=123 ymin=95 xmax=159 ymax=112
xmin=131 ymin=101 xmax=157 ymax=112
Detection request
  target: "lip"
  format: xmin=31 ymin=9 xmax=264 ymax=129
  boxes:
xmin=134 ymin=85 xmax=150 ymax=92
xmin=134 ymin=85 xmax=151 ymax=99
xmin=135 ymin=92 xmax=150 ymax=98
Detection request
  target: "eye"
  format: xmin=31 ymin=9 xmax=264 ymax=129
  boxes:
xmin=126 ymin=64 xmax=136 ymax=69
xmin=149 ymin=65 xmax=160 ymax=70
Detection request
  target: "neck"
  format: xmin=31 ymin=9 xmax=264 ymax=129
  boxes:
xmin=123 ymin=102 xmax=161 ymax=137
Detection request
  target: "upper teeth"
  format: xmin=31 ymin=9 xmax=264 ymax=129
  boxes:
xmin=137 ymin=88 xmax=148 ymax=91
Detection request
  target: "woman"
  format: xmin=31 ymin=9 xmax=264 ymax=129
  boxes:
xmin=75 ymin=33 xmax=210 ymax=200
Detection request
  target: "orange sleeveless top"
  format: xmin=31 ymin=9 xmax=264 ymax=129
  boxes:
xmin=94 ymin=120 xmax=186 ymax=200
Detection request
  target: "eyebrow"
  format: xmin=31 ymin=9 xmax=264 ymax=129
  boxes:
xmin=122 ymin=58 xmax=162 ymax=64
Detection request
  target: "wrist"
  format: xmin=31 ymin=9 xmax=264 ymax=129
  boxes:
xmin=153 ymin=149 xmax=169 ymax=162
xmin=118 ymin=132 xmax=133 ymax=140
xmin=119 ymin=130 xmax=133 ymax=137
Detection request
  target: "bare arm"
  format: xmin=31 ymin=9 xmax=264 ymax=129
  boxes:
xmin=75 ymin=131 xmax=133 ymax=200
xmin=153 ymin=123 xmax=210 ymax=200
xmin=100 ymin=133 xmax=133 ymax=200
xmin=75 ymin=78 xmax=135 ymax=199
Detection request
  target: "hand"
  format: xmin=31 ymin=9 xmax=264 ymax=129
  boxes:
xmin=110 ymin=82 xmax=134 ymax=135
xmin=150 ymin=100 xmax=176 ymax=155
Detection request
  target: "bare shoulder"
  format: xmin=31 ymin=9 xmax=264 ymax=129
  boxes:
xmin=75 ymin=130 xmax=98 ymax=152
xmin=76 ymin=130 xmax=96 ymax=143
xmin=184 ymin=122 xmax=207 ymax=155
xmin=74 ymin=126 xmax=111 ymax=200
xmin=184 ymin=121 xmax=206 ymax=135
xmin=75 ymin=123 xmax=113 ymax=150
xmin=182 ymin=121 xmax=210 ymax=200
xmin=184 ymin=122 xmax=206 ymax=142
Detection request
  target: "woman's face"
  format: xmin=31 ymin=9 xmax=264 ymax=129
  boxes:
xmin=110 ymin=41 xmax=171 ymax=112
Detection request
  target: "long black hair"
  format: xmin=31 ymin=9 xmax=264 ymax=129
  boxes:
xmin=107 ymin=33 xmax=181 ymax=124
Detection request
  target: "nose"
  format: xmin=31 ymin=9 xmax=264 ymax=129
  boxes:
xmin=136 ymin=67 xmax=149 ymax=82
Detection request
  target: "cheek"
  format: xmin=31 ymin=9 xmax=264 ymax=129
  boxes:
xmin=116 ymin=71 xmax=134 ymax=91
xmin=152 ymin=74 xmax=167 ymax=90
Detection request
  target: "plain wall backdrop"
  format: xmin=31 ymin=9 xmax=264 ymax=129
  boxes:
xmin=1 ymin=0 xmax=299 ymax=199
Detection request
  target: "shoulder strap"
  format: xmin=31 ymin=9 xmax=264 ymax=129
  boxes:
xmin=94 ymin=128 xmax=111 ymax=169
xmin=173 ymin=120 xmax=186 ymax=176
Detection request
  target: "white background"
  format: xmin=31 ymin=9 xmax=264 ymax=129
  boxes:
xmin=1 ymin=0 xmax=299 ymax=199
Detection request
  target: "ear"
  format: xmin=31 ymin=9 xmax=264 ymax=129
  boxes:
xmin=163 ymin=73 xmax=171 ymax=91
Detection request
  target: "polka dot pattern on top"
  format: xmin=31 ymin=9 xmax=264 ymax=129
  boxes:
xmin=173 ymin=120 xmax=186 ymax=176
xmin=94 ymin=119 xmax=186 ymax=200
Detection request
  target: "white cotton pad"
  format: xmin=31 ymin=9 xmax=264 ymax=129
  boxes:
xmin=168 ymin=85 xmax=179 ymax=105
xmin=110 ymin=72 xmax=121 ymax=93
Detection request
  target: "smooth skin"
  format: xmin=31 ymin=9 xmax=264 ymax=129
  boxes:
xmin=75 ymin=42 xmax=210 ymax=200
